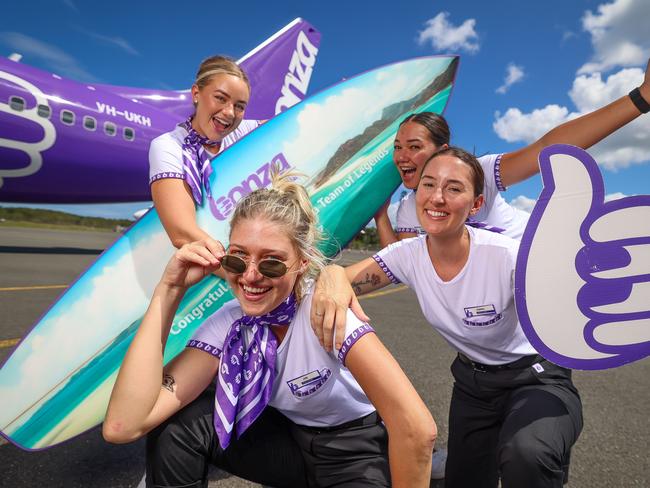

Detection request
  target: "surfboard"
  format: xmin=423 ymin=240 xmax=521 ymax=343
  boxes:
xmin=0 ymin=55 xmax=458 ymax=450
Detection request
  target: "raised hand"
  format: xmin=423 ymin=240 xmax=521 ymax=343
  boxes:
xmin=161 ymin=239 xmax=224 ymax=290
xmin=515 ymin=144 xmax=650 ymax=370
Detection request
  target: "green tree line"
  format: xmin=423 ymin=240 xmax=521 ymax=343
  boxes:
xmin=0 ymin=206 xmax=133 ymax=230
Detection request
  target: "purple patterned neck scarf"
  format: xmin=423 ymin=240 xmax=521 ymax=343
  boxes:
xmin=214 ymin=293 xmax=298 ymax=449
xmin=179 ymin=117 xmax=221 ymax=205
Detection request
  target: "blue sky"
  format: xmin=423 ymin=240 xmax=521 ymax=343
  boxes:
xmin=1 ymin=0 xmax=649 ymax=219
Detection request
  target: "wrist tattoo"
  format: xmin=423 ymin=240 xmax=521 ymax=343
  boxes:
xmin=162 ymin=373 xmax=176 ymax=393
xmin=352 ymin=273 xmax=382 ymax=295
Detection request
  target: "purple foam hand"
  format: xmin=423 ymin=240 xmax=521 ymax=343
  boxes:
xmin=515 ymin=144 xmax=650 ymax=370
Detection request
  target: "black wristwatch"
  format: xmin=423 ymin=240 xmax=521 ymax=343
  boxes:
xmin=629 ymin=87 xmax=650 ymax=114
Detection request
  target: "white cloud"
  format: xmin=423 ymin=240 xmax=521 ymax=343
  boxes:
xmin=75 ymin=27 xmax=140 ymax=56
xmin=579 ymin=0 xmax=650 ymax=74
xmin=510 ymin=195 xmax=537 ymax=213
xmin=0 ymin=32 xmax=97 ymax=82
xmin=562 ymin=30 xmax=578 ymax=43
xmin=493 ymin=67 xmax=650 ymax=170
xmin=418 ymin=12 xmax=479 ymax=54
xmin=283 ymin=87 xmax=380 ymax=171
xmin=509 ymin=192 xmax=630 ymax=217
xmin=283 ymin=60 xmax=439 ymax=173
xmin=604 ymin=191 xmax=629 ymax=201
xmin=492 ymin=0 xmax=650 ymax=170
xmin=568 ymin=67 xmax=642 ymax=112
xmin=493 ymin=104 xmax=573 ymax=143
xmin=496 ymin=63 xmax=525 ymax=94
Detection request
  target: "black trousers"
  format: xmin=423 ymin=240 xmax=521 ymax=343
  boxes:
xmin=445 ymin=355 xmax=583 ymax=488
xmin=146 ymin=387 xmax=308 ymax=488
xmin=290 ymin=413 xmax=390 ymax=487
xmin=146 ymin=387 xmax=390 ymax=487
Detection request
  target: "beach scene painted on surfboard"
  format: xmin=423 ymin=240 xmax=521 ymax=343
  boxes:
xmin=0 ymin=55 xmax=458 ymax=450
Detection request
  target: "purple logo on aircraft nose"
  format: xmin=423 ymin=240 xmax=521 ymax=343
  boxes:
xmin=515 ymin=144 xmax=650 ymax=370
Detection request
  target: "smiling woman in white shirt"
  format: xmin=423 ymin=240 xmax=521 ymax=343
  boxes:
xmin=104 ymin=171 xmax=436 ymax=488
xmin=148 ymin=55 xmax=260 ymax=262
xmin=312 ymin=147 xmax=583 ymax=488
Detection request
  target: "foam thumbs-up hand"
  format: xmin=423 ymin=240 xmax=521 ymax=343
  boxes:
xmin=515 ymin=144 xmax=650 ymax=370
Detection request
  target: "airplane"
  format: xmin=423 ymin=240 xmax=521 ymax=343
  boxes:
xmin=0 ymin=18 xmax=321 ymax=204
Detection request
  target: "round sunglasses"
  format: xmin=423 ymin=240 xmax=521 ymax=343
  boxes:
xmin=220 ymin=254 xmax=290 ymax=278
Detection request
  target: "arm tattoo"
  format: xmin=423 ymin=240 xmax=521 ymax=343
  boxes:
xmin=351 ymin=273 xmax=382 ymax=295
xmin=162 ymin=373 xmax=176 ymax=393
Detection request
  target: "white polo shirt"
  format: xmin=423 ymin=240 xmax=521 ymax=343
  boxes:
xmin=188 ymin=288 xmax=377 ymax=427
xmin=395 ymin=154 xmax=530 ymax=240
xmin=149 ymin=120 xmax=260 ymax=182
xmin=374 ymin=227 xmax=537 ymax=364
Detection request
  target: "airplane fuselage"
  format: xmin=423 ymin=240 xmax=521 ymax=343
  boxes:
xmin=0 ymin=18 xmax=320 ymax=203
xmin=0 ymin=57 xmax=178 ymax=202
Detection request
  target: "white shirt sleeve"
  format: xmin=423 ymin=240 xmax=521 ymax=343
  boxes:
xmin=373 ymin=237 xmax=422 ymax=288
xmin=186 ymin=300 xmax=241 ymax=358
xmin=475 ymin=154 xmax=530 ymax=240
xmin=335 ymin=309 xmax=376 ymax=366
xmin=475 ymin=154 xmax=502 ymax=220
xmin=148 ymin=131 xmax=184 ymax=183
xmin=395 ymin=192 xmax=420 ymax=234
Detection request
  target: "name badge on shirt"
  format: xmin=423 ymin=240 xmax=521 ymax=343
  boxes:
xmin=286 ymin=368 xmax=332 ymax=398
xmin=464 ymin=304 xmax=497 ymax=317
xmin=462 ymin=304 xmax=503 ymax=327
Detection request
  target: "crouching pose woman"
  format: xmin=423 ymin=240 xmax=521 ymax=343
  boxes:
xmin=312 ymin=148 xmax=583 ymax=488
xmin=103 ymin=172 xmax=436 ymax=488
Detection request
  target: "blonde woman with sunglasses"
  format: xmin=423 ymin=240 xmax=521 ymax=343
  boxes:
xmin=104 ymin=172 xmax=436 ymax=488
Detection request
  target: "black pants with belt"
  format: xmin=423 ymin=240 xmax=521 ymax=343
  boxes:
xmin=145 ymin=387 xmax=308 ymax=488
xmin=145 ymin=386 xmax=390 ymax=487
xmin=445 ymin=354 xmax=583 ymax=488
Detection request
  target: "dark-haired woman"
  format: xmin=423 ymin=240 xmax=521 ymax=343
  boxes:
xmin=314 ymin=147 xmax=583 ymax=488
xmin=374 ymin=60 xmax=650 ymax=246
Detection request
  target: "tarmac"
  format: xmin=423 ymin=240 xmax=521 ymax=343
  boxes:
xmin=0 ymin=226 xmax=648 ymax=487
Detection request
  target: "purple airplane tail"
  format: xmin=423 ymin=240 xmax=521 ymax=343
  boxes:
xmin=93 ymin=18 xmax=320 ymax=121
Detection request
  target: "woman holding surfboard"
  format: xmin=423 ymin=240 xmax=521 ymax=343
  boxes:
xmin=148 ymin=55 xmax=258 ymax=253
xmin=311 ymin=147 xmax=583 ymax=488
xmin=104 ymin=172 xmax=436 ymax=488
xmin=374 ymin=59 xmax=650 ymax=246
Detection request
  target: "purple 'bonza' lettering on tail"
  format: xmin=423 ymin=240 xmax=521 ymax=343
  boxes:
xmin=209 ymin=153 xmax=292 ymax=221
xmin=275 ymin=31 xmax=319 ymax=114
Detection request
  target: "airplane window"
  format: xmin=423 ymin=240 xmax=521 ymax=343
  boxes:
xmin=83 ymin=116 xmax=96 ymax=131
xmin=9 ymin=96 xmax=25 ymax=111
xmin=37 ymin=104 xmax=51 ymax=118
xmin=104 ymin=121 xmax=117 ymax=137
xmin=61 ymin=110 xmax=75 ymax=126
xmin=123 ymin=127 xmax=135 ymax=141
